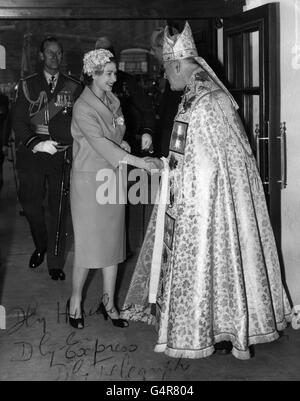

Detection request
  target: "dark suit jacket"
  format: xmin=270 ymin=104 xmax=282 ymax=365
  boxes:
xmin=156 ymin=81 xmax=182 ymax=157
xmin=113 ymin=70 xmax=155 ymax=154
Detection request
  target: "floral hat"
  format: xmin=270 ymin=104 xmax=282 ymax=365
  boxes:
xmin=83 ymin=49 xmax=114 ymax=76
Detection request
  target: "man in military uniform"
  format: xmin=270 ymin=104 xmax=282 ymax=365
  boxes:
xmin=13 ymin=37 xmax=82 ymax=280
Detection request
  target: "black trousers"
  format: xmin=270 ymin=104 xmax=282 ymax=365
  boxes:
xmin=17 ymin=152 xmax=68 ymax=271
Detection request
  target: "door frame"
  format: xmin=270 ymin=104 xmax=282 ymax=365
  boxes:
xmin=223 ymin=3 xmax=282 ymax=248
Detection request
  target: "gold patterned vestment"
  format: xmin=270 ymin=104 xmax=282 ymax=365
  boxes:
xmin=122 ymin=68 xmax=292 ymax=360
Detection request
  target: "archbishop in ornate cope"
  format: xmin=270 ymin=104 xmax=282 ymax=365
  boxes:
xmin=121 ymin=22 xmax=292 ymax=360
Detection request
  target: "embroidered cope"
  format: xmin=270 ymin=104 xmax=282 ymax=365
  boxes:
xmin=121 ymin=69 xmax=292 ymax=360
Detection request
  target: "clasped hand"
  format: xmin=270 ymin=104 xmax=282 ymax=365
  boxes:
xmin=143 ymin=157 xmax=163 ymax=173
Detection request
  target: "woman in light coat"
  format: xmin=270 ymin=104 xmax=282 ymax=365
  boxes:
xmin=67 ymin=49 xmax=160 ymax=329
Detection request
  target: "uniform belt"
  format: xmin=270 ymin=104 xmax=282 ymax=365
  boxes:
xmin=32 ymin=124 xmax=50 ymax=135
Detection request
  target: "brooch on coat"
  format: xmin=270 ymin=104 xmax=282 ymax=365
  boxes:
xmin=112 ymin=115 xmax=125 ymax=128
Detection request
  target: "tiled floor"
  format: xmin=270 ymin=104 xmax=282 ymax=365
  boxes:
xmin=0 ymin=160 xmax=299 ymax=381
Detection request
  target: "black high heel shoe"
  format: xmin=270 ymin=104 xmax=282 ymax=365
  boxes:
xmin=66 ymin=299 xmax=85 ymax=329
xmin=99 ymin=302 xmax=129 ymax=328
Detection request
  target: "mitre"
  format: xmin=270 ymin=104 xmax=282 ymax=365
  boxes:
xmin=163 ymin=21 xmax=198 ymax=62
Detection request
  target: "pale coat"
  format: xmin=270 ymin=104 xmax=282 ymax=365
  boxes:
xmin=71 ymin=86 xmax=126 ymax=172
xmin=70 ymin=86 xmax=128 ymax=269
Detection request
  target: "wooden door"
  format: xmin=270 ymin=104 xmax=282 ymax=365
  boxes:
xmin=223 ymin=3 xmax=285 ymax=248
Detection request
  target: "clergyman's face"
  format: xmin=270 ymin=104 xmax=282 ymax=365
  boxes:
xmin=163 ymin=61 xmax=184 ymax=91
xmin=40 ymin=41 xmax=63 ymax=74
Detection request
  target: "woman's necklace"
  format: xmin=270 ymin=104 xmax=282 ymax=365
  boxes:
xmin=89 ymin=87 xmax=118 ymax=127
xmin=89 ymin=87 xmax=112 ymax=108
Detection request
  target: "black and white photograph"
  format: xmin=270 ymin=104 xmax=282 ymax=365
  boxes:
xmin=0 ymin=0 xmax=299 ymax=385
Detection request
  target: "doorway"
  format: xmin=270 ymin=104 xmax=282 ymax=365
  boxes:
xmin=223 ymin=3 xmax=283 ymax=247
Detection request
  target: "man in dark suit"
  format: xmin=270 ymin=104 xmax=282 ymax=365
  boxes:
xmin=13 ymin=37 xmax=82 ymax=280
xmin=150 ymin=27 xmax=182 ymax=158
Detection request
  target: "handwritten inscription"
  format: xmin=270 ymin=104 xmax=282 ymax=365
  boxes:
xmin=5 ymin=302 xmax=190 ymax=381
xmin=6 ymin=303 xmax=47 ymax=335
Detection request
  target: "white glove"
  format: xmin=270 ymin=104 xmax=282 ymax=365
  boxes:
xmin=120 ymin=140 xmax=131 ymax=153
xmin=141 ymin=133 xmax=152 ymax=151
xmin=32 ymin=140 xmax=58 ymax=155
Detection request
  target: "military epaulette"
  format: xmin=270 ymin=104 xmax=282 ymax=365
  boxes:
xmin=62 ymin=73 xmax=81 ymax=85
xmin=21 ymin=72 xmax=38 ymax=81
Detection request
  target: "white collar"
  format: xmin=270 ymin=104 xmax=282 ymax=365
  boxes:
xmin=44 ymin=70 xmax=59 ymax=82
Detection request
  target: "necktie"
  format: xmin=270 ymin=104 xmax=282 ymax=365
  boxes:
xmin=49 ymin=76 xmax=55 ymax=93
